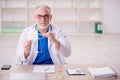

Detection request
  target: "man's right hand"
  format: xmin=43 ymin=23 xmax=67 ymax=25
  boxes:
xmin=24 ymin=40 xmax=33 ymax=59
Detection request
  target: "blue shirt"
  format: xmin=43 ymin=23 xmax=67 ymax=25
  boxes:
xmin=33 ymin=30 xmax=53 ymax=64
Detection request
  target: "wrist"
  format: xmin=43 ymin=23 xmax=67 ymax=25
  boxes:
xmin=24 ymin=51 xmax=30 ymax=59
xmin=53 ymin=39 xmax=60 ymax=50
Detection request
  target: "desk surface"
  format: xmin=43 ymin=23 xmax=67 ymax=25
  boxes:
xmin=0 ymin=64 xmax=119 ymax=80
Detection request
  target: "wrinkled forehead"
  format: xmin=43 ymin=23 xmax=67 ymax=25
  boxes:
xmin=34 ymin=6 xmax=51 ymax=15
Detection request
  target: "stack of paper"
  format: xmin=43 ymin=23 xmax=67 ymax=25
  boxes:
xmin=10 ymin=73 xmax=46 ymax=80
xmin=66 ymin=68 xmax=85 ymax=75
xmin=88 ymin=67 xmax=116 ymax=78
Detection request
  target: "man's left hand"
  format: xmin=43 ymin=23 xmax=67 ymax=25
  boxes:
xmin=44 ymin=32 xmax=60 ymax=50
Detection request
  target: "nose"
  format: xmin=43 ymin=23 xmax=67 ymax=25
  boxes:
xmin=40 ymin=17 xmax=46 ymax=21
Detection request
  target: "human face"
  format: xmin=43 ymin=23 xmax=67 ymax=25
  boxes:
xmin=34 ymin=7 xmax=52 ymax=30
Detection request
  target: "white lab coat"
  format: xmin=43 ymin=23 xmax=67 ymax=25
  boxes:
xmin=16 ymin=24 xmax=71 ymax=64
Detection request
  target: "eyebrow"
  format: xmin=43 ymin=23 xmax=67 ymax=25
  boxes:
xmin=37 ymin=14 xmax=50 ymax=16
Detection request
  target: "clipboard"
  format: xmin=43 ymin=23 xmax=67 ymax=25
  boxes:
xmin=66 ymin=68 xmax=85 ymax=75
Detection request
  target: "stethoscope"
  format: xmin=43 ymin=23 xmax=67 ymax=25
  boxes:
xmin=35 ymin=24 xmax=53 ymax=53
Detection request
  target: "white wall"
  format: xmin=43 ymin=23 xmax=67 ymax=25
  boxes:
xmin=0 ymin=8 xmax=1 ymax=33
xmin=103 ymin=0 xmax=120 ymax=33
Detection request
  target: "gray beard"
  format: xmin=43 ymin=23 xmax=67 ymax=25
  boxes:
xmin=39 ymin=26 xmax=48 ymax=30
xmin=38 ymin=24 xmax=50 ymax=30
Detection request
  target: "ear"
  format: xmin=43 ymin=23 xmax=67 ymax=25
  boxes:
xmin=34 ymin=15 xmax=37 ymax=21
xmin=50 ymin=15 xmax=52 ymax=20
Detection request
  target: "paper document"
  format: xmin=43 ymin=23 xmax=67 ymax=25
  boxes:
xmin=66 ymin=68 xmax=85 ymax=75
xmin=88 ymin=66 xmax=116 ymax=78
xmin=33 ymin=65 xmax=55 ymax=73
xmin=10 ymin=73 xmax=46 ymax=80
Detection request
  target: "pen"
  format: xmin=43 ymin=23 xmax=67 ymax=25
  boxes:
xmin=76 ymin=69 xmax=81 ymax=73
xmin=44 ymin=68 xmax=50 ymax=71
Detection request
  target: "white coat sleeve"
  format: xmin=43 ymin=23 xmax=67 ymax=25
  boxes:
xmin=16 ymin=28 xmax=37 ymax=64
xmin=56 ymin=29 xmax=71 ymax=57
xmin=16 ymin=29 xmax=27 ymax=64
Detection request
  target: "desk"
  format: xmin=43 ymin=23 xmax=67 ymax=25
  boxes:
xmin=0 ymin=64 xmax=119 ymax=80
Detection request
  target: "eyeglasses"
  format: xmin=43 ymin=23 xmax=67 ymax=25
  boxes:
xmin=36 ymin=14 xmax=50 ymax=19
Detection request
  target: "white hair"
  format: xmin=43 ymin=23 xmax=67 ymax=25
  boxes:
xmin=34 ymin=5 xmax=51 ymax=15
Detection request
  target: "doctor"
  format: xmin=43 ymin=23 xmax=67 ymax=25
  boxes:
xmin=16 ymin=5 xmax=71 ymax=64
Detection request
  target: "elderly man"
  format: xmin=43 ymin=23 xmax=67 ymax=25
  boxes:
xmin=16 ymin=5 xmax=71 ymax=64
